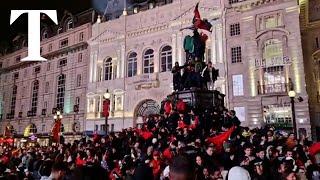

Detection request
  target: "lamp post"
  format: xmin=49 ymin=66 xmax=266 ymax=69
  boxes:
xmin=103 ymin=90 xmax=111 ymax=135
xmin=288 ymin=90 xmax=297 ymax=138
xmin=54 ymin=111 xmax=63 ymax=121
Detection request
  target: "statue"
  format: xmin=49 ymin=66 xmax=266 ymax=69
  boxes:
xmin=173 ymin=2 xmax=217 ymax=91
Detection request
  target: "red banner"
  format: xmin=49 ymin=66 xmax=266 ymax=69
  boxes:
xmin=103 ymin=99 xmax=110 ymax=117
xmin=52 ymin=120 xmax=61 ymax=142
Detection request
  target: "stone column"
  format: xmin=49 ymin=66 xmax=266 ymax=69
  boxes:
xmin=211 ymin=26 xmax=217 ymax=65
xmin=172 ymin=34 xmax=177 ymax=64
xmin=116 ymin=47 xmax=121 ymax=79
xmin=89 ymin=53 xmax=94 ymax=83
xmin=216 ymin=24 xmax=223 ymax=64
xmin=121 ymin=44 xmax=126 ymax=78
xmin=93 ymin=51 xmax=98 ymax=82
xmin=177 ymin=32 xmax=183 ymax=65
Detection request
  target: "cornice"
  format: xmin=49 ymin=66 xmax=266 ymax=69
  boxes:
xmin=229 ymin=0 xmax=280 ymax=12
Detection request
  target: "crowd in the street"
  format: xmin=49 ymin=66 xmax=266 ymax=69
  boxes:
xmin=0 ymin=108 xmax=320 ymax=180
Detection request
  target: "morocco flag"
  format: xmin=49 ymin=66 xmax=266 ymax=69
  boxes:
xmin=309 ymin=142 xmax=320 ymax=156
xmin=206 ymin=126 xmax=235 ymax=152
xmin=52 ymin=121 xmax=61 ymax=143
xmin=193 ymin=3 xmax=212 ymax=32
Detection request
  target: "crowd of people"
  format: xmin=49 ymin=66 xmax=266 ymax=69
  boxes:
xmin=0 ymin=107 xmax=319 ymax=180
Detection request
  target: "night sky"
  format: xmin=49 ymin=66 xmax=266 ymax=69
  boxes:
xmin=0 ymin=0 xmax=92 ymax=43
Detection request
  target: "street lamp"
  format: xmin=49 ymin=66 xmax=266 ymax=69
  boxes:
xmin=103 ymin=90 xmax=111 ymax=135
xmin=288 ymin=90 xmax=297 ymax=138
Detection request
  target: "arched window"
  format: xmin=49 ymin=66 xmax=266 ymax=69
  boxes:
xmin=143 ymin=49 xmax=154 ymax=74
xmin=262 ymin=39 xmax=285 ymax=93
xmin=42 ymin=30 xmax=48 ymax=40
xmin=263 ymin=39 xmax=283 ymax=61
xmin=29 ymin=124 xmax=37 ymax=134
xmin=67 ymin=19 xmax=73 ymax=30
xmin=31 ymin=80 xmax=39 ymax=114
xmin=128 ymin=52 xmax=137 ymax=77
xmin=56 ymin=74 xmax=66 ymax=110
xmin=57 ymin=27 xmax=62 ymax=34
xmin=104 ymin=58 xmax=113 ymax=81
xmin=160 ymin=46 xmax=172 ymax=72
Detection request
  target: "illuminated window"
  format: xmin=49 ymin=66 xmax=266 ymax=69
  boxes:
xmin=31 ymin=80 xmax=39 ymax=114
xmin=263 ymin=104 xmax=292 ymax=127
xmin=263 ymin=66 xmax=286 ymax=93
xmin=232 ymin=74 xmax=244 ymax=96
xmin=56 ymin=74 xmax=66 ymax=110
xmin=263 ymin=39 xmax=283 ymax=62
xmin=261 ymin=39 xmax=286 ymax=94
xmin=143 ymin=49 xmax=154 ymax=74
xmin=127 ymin=52 xmax=137 ymax=77
xmin=160 ymin=46 xmax=172 ymax=72
xmin=10 ymin=85 xmax=17 ymax=117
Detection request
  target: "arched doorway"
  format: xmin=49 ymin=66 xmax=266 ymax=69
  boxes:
xmin=134 ymin=99 xmax=160 ymax=127
xmin=24 ymin=124 xmax=37 ymax=137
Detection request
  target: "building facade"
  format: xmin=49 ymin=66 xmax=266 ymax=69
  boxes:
xmin=86 ymin=0 xmax=227 ymax=132
xmin=299 ymin=0 xmax=320 ymax=139
xmin=225 ymin=0 xmax=311 ymax=136
xmin=0 ymin=0 xmax=313 ymax=138
xmin=0 ymin=10 xmax=94 ymax=141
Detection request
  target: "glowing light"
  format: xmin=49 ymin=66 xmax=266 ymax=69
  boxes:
xmin=64 ymin=91 xmax=72 ymax=114
xmin=299 ymin=119 xmax=304 ymax=124
xmin=288 ymin=90 xmax=296 ymax=98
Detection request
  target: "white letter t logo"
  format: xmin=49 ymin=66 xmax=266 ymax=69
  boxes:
xmin=10 ymin=10 xmax=58 ymax=61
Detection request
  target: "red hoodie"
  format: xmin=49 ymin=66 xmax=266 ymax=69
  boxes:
xmin=75 ymin=157 xmax=86 ymax=167
xmin=150 ymin=158 xmax=162 ymax=177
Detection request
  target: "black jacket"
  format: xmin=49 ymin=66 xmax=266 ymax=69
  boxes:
xmin=201 ymin=66 xmax=219 ymax=82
